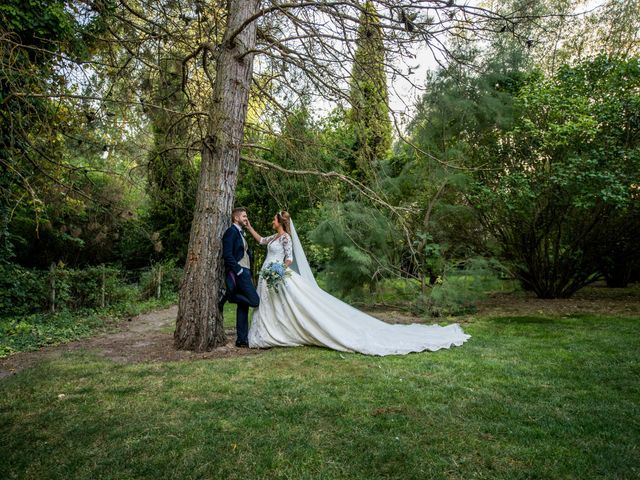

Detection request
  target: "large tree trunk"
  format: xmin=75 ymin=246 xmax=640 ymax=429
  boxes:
xmin=174 ymin=0 xmax=260 ymax=351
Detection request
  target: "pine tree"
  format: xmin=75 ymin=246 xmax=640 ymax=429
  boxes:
xmin=348 ymin=0 xmax=392 ymax=181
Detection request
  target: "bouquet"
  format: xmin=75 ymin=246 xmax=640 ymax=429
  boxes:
xmin=260 ymin=261 xmax=291 ymax=291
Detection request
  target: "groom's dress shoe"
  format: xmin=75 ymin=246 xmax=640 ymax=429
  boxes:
xmin=235 ymin=341 xmax=249 ymax=348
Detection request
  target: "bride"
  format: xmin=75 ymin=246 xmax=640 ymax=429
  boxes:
xmin=244 ymin=211 xmax=470 ymax=356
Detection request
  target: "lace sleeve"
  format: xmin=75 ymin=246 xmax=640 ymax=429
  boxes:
xmin=282 ymin=233 xmax=293 ymax=263
xmin=259 ymin=234 xmax=276 ymax=245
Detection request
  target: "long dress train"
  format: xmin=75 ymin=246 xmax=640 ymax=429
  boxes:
xmin=248 ymin=228 xmax=470 ymax=356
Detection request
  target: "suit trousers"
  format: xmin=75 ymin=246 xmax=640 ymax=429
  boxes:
xmin=227 ymin=269 xmax=260 ymax=344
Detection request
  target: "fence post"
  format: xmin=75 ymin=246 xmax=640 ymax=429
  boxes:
xmin=156 ymin=264 xmax=162 ymax=299
xmin=101 ymin=266 xmax=106 ymax=308
xmin=49 ymin=262 xmax=56 ymax=313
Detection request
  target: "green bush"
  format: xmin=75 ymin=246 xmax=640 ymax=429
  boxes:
xmin=417 ymin=257 xmax=516 ymax=317
xmin=310 ymin=201 xmax=400 ymax=299
xmin=45 ymin=264 xmax=137 ymax=311
xmin=0 ymin=263 xmax=49 ymax=317
xmin=138 ymin=259 xmax=183 ymax=300
xmin=65 ymin=266 xmax=135 ymax=309
xmin=467 ymin=56 xmax=640 ymax=298
xmin=0 ymin=263 xmax=145 ymax=317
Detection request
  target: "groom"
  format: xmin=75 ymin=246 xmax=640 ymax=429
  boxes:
xmin=220 ymin=207 xmax=260 ymax=348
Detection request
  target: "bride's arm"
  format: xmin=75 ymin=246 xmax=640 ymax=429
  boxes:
xmin=245 ymin=220 xmax=264 ymax=243
xmin=283 ymin=234 xmax=293 ymax=267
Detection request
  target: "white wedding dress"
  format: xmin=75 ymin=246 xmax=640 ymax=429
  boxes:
xmin=248 ymin=221 xmax=470 ymax=356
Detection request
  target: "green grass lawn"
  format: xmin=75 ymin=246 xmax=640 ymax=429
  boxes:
xmin=1 ymin=313 xmax=639 ymax=479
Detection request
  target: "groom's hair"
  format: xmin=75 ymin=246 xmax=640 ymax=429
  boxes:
xmin=231 ymin=207 xmax=247 ymax=221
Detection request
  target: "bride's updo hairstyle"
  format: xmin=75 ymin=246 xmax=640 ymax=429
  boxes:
xmin=276 ymin=211 xmax=291 ymax=235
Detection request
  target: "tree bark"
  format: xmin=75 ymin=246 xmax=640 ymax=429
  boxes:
xmin=174 ymin=0 xmax=260 ymax=351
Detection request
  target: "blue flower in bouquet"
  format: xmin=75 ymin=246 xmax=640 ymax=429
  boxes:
xmin=259 ymin=261 xmax=291 ymax=291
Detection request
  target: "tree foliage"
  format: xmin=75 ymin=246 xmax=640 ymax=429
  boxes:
xmin=348 ymin=0 xmax=392 ymax=180
xmin=310 ymin=201 xmax=400 ymax=298
xmin=144 ymin=57 xmax=198 ymax=263
xmin=470 ymin=56 xmax=640 ymax=297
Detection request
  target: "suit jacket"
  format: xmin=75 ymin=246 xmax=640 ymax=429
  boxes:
xmin=222 ymin=224 xmax=253 ymax=275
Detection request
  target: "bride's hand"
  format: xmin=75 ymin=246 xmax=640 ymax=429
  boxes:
xmin=245 ymin=218 xmax=253 ymax=230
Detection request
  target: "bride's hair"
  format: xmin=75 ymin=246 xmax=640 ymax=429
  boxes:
xmin=276 ymin=211 xmax=291 ymax=235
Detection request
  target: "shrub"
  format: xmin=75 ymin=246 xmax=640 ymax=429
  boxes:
xmin=0 ymin=263 xmax=140 ymax=316
xmin=417 ymin=257 xmax=515 ymax=317
xmin=310 ymin=201 xmax=400 ymax=299
xmin=0 ymin=263 xmax=49 ymax=317
xmin=468 ymin=56 xmax=640 ymax=298
xmin=138 ymin=259 xmax=183 ymax=300
xmin=65 ymin=266 xmax=136 ymax=309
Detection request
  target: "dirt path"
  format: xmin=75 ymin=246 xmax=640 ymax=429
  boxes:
xmin=0 ymin=306 xmax=262 ymax=379
xmin=2 ymin=284 xmax=638 ymax=379
xmin=471 ymin=284 xmax=640 ymax=319
xmin=363 ymin=284 xmax=640 ymax=324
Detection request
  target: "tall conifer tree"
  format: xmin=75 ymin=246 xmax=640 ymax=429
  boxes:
xmin=348 ymin=0 xmax=392 ymax=181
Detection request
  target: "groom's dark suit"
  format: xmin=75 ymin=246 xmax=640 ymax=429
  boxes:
xmin=221 ymin=223 xmax=260 ymax=345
